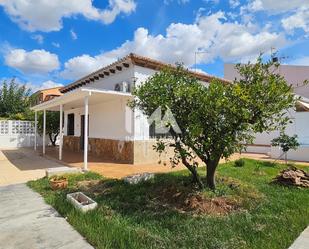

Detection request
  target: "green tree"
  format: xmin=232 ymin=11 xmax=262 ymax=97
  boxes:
xmin=271 ymin=133 xmax=299 ymax=164
xmin=0 ymin=79 xmax=31 ymax=118
xmin=37 ymin=111 xmax=60 ymax=146
xmin=130 ymin=58 xmax=296 ymax=189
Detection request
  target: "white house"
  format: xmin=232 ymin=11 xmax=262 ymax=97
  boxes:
xmin=224 ymin=63 xmax=309 ymax=161
xmin=31 ymin=53 xmax=228 ymax=169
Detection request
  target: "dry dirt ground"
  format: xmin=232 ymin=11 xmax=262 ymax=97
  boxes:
xmin=0 ymin=148 xmax=63 ymax=186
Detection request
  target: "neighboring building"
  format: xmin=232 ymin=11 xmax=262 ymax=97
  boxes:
xmin=31 ymin=87 xmax=62 ymax=106
xmin=31 ymin=53 xmax=228 ymax=168
xmin=224 ymin=64 xmax=309 ymax=98
xmin=224 ymin=63 xmax=309 ymax=161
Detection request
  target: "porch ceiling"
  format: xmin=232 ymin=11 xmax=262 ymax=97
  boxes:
xmin=30 ymin=88 xmax=133 ymax=112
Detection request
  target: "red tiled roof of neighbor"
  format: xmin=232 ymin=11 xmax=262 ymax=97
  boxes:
xmin=60 ymin=53 xmax=230 ymax=93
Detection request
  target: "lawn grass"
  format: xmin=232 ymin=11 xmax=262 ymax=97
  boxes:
xmin=28 ymin=159 xmax=309 ymax=249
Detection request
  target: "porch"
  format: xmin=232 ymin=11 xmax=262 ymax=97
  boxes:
xmin=31 ymin=87 xmax=135 ymax=170
xmin=42 ymin=146 xmax=187 ymax=179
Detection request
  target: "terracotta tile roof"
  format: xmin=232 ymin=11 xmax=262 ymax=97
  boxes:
xmin=60 ymin=53 xmax=230 ymax=93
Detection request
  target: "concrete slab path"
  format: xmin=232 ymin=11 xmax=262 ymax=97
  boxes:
xmin=0 ymin=184 xmax=94 ymax=249
xmin=0 ymin=148 xmax=64 ymax=186
xmin=289 ymin=226 xmax=309 ymax=249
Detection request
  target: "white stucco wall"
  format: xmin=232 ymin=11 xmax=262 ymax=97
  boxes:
xmin=132 ymin=66 xmax=158 ymax=140
xmin=64 ymin=98 xmax=134 ymax=140
xmin=270 ymin=111 xmax=309 ymax=161
xmin=89 ymin=99 xmax=133 ymax=140
xmin=248 ymin=110 xmax=309 ymax=160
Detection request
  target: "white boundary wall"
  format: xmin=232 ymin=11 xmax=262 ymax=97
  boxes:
xmin=0 ymin=120 xmax=43 ymax=148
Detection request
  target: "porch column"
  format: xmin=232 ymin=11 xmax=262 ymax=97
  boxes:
xmin=59 ymin=104 xmax=63 ymax=160
xmin=43 ymin=109 xmax=46 ymax=155
xmin=83 ymin=96 xmax=89 ymax=171
xmin=34 ymin=111 xmax=37 ymax=151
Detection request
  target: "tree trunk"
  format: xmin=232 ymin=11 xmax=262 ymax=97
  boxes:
xmin=49 ymin=133 xmax=59 ymax=147
xmin=206 ymin=157 xmax=220 ymax=189
xmin=180 ymin=156 xmax=203 ymax=189
xmin=206 ymin=164 xmax=216 ymax=189
xmin=173 ymin=140 xmax=204 ymax=189
xmin=191 ymin=167 xmax=204 ymax=189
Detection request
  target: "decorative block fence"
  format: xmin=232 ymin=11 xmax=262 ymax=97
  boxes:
xmin=0 ymin=120 xmax=42 ymax=148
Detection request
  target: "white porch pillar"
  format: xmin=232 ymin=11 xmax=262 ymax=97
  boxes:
xmin=43 ymin=109 xmax=46 ymax=155
xmin=59 ymin=104 xmax=63 ymax=160
xmin=83 ymin=96 xmax=89 ymax=171
xmin=34 ymin=111 xmax=37 ymax=151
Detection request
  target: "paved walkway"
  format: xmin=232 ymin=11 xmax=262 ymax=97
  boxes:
xmin=0 ymin=148 xmax=63 ymax=186
xmin=289 ymin=226 xmax=309 ymax=249
xmin=0 ymin=184 xmax=93 ymax=249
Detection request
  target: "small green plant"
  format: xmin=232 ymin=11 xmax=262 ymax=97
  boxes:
xmin=258 ymin=161 xmax=276 ymax=167
xmin=253 ymin=164 xmax=265 ymax=175
xmin=271 ymin=133 xmax=299 ymax=164
xmin=234 ymin=159 xmax=245 ymax=167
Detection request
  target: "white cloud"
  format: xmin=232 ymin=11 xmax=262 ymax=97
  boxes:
xmin=240 ymin=0 xmax=309 ymax=33
xmin=229 ymin=0 xmax=240 ymax=9
xmin=60 ymin=54 xmax=116 ymax=80
xmin=21 ymin=80 xmax=63 ymax=92
xmin=60 ymin=11 xmax=287 ymax=80
xmin=26 ymin=80 xmax=63 ymax=92
xmin=38 ymin=80 xmax=63 ymax=90
xmin=52 ymin=42 xmax=60 ymax=48
xmin=282 ymin=7 xmax=309 ymax=33
xmin=0 ymin=0 xmax=136 ymax=32
xmin=31 ymin=34 xmax=44 ymax=44
xmin=100 ymin=0 xmax=137 ymax=25
xmin=164 ymin=0 xmax=190 ymax=5
xmin=5 ymin=49 xmax=60 ymax=74
xmin=241 ymin=0 xmax=309 ymax=13
xmin=70 ymin=29 xmax=78 ymax=40
xmin=189 ymin=68 xmax=209 ymax=75
xmin=203 ymin=0 xmax=220 ymax=4
xmin=0 ymin=78 xmax=63 ymax=93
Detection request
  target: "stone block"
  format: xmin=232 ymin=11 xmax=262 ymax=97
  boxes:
xmin=46 ymin=167 xmax=80 ymax=177
xmin=124 ymin=173 xmax=155 ymax=184
xmin=67 ymin=192 xmax=97 ymax=213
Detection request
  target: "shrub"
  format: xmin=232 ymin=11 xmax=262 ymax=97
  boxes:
xmin=258 ymin=161 xmax=276 ymax=167
xmin=234 ymin=159 xmax=245 ymax=167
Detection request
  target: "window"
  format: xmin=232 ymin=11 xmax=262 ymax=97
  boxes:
xmin=67 ymin=113 xmax=75 ymax=136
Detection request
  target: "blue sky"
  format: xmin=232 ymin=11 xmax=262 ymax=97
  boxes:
xmin=0 ymin=0 xmax=308 ymax=92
